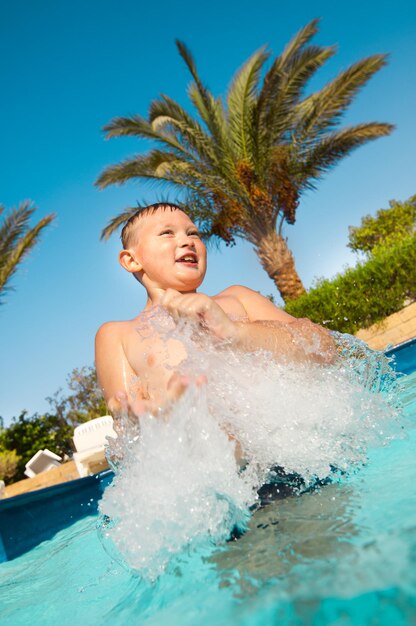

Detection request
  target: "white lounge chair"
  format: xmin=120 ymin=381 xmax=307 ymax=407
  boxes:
xmin=24 ymin=449 xmax=62 ymax=478
xmin=72 ymin=416 xmax=116 ymax=478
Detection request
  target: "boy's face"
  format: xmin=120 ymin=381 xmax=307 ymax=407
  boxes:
xmin=127 ymin=209 xmax=207 ymax=292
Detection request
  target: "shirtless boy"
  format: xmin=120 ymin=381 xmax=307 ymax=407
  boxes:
xmin=95 ymin=203 xmax=334 ymax=420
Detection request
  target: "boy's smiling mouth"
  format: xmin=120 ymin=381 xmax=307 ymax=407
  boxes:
xmin=176 ymin=252 xmax=198 ymax=265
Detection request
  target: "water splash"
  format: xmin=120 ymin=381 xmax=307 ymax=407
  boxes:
xmin=98 ymin=311 xmax=404 ymax=580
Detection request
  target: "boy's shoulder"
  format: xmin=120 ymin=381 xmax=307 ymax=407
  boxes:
xmin=95 ymin=314 xmax=144 ymax=341
xmin=95 ymin=321 xmax=127 ymax=352
xmin=215 ymin=284 xmax=270 ymax=310
xmin=96 ymin=306 xmax=158 ymax=342
xmin=215 ymin=284 xmax=293 ymax=323
xmin=216 ymin=284 xmax=257 ymax=299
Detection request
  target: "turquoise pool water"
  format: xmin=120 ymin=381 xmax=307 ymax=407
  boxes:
xmin=1 ymin=343 xmax=416 ymax=625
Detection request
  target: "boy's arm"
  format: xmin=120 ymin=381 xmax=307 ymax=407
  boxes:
xmin=224 ymin=285 xmax=334 ymax=363
xmin=95 ymin=322 xmax=140 ymax=417
xmin=159 ymin=287 xmax=334 ymax=364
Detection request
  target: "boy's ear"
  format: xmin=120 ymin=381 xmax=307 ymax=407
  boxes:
xmin=119 ymin=249 xmax=143 ymax=273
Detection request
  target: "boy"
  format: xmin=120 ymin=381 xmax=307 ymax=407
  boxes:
xmin=95 ymin=203 xmax=334 ymax=420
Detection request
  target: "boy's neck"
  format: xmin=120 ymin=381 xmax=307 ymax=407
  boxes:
xmin=144 ymin=287 xmax=198 ymax=310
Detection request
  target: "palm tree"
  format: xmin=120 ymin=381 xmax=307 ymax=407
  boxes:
xmin=0 ymin=201 xmax=55 ymax=304
xmin=96 ymin=19 xmax=393 ymax=302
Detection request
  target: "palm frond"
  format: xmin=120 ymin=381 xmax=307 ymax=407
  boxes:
xmin=176 ymin=40 xmax=217 ymax=130
xmin=296 ymin=122 xmax=394 ymax=185
xmin=149 ymin=95 xmax=207 ymax=139
xmin=175 ymin=40 xmax=207 ymax=96
xmin=149 ymin=95 xmax=217 ymax=165
xmin=177 ymin=40 xmax=230 ymax=154
xmin=279 ymin=18 xmax=320 ymax=67
xmin=254 ymin=44 xmax=336 ymax=172
xmin=103 ymin=114 xmax=155 ymax=139
xmin=187 ymin=85 xmax=229 ymax=147
xmin=101 ymin=208 xmax=142 ymax=241
xmin=226 ymin=47 xmax=269 ymax=161
xmin=294 ymin=54 xmax=388 ymax=138
xmin=102 ymin=115 xmax=194 ymax=160
xmin=253 ymin=20 xmax=331 ymax=166
xmin=97 ymin=150 xmax=193 ymax=188
xmin=97 ymin=149 xmax=224 ymax=196
xmin=0 ymin=201 xmax=35 ymax=259
xmin=281 ymin=45 xmax=336 ymax=108
xmin=0 ymin=203 xmax=55 ymax=298
xmin=258 ymin=19 xmax=322 ymax=124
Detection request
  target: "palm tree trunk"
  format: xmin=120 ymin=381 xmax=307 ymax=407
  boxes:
xmin=255 ymin=230 xmax=306 ymax=302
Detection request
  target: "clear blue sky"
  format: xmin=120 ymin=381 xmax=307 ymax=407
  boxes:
xmin=0 ymin=0 xmax=415 ymax=425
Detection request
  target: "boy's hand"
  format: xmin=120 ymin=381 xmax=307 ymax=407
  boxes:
xmin=157 ymin=289 xmax=238 ymax=341
xmin=109 ymin=392 xmax=157 ymax=423
xmin=111 ymin=371 xmax=207 ymax=422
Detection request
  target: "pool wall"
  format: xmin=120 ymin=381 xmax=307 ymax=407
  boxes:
xmin=386 ymin=337 xmax=416 ymax=376
xmin=0 ymin=469 xmax=113 ymax=562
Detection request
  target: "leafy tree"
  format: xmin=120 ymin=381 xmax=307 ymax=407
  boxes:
xmin=348 ymin=195 xmax=416 ymax=255
xmin=1 ymin=366 xmax=107 ymax=483
xmin=46 ymin=366 xmax=108 ymax=427
xmin=96 ymin=19 xmax=393 ymax=302
xmin=0 ymin=201 xmax=55 ymax=304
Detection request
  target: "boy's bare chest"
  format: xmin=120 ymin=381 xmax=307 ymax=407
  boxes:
xmin=123 ymin=324 xmax=187 ymax=400
xmin=122 ymin=294 xmax=247 ymax=400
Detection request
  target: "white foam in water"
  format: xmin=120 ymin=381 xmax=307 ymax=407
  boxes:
xmin=99 ymin=310 xmax=404 ymax=580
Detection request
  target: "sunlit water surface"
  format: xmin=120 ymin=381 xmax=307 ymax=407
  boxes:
xmin=1 ymin=323 xmax=416 ymax=625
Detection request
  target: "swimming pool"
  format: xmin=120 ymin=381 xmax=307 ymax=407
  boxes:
xmin=1 ymin=339 xmax=415 ymax=625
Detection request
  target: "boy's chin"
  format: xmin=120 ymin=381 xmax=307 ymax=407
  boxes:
xmin=166 ymin=278 xmax=204 ymax=292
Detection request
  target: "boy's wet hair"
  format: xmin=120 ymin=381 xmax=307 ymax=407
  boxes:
xmin=121 ymin=202 xmax=183 ymax=249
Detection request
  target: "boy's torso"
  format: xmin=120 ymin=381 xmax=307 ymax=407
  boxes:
xmin=120 ymin=291 xmax=247 ymax=404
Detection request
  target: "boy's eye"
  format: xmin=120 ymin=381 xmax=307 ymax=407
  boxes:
xmin=160 ymin=229 xmax=174 ymax=235
xmin=188 ymin=231 xmax=200 ymax=237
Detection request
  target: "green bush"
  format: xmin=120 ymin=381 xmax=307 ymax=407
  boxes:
xmin=1 ymin=412 xmax=73 ymax=482
xmin=0 ymin=449 xmax=21 ymax=483
xmin=285 ymin=234 xmax=416 ymax=334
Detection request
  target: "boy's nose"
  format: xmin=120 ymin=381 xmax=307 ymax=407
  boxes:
xmin=178 ymin=234 xmax=195 ymax=247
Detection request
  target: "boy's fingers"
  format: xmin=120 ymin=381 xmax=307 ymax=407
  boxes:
xmin=167 ymin=372 xmax=190 ymax=401
xmin=159 ymin=290 xmax=205 ymax=323
xmin=110 ymin=391 xmax=128 ymax=414
xmin=111 ymin=374 xmax=206 ymax=423
xmin=165 ymin=298 xmax=185 ymax=320
xmin=166 ymin=371 xmax=207 ymax=402
xmin=111 ymin=392 xmax=154 ymax=420
xmin=130 ymin=398 xmax=152 ymax=417
xmin=195 ymin=374 xmax=207 ymax=387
